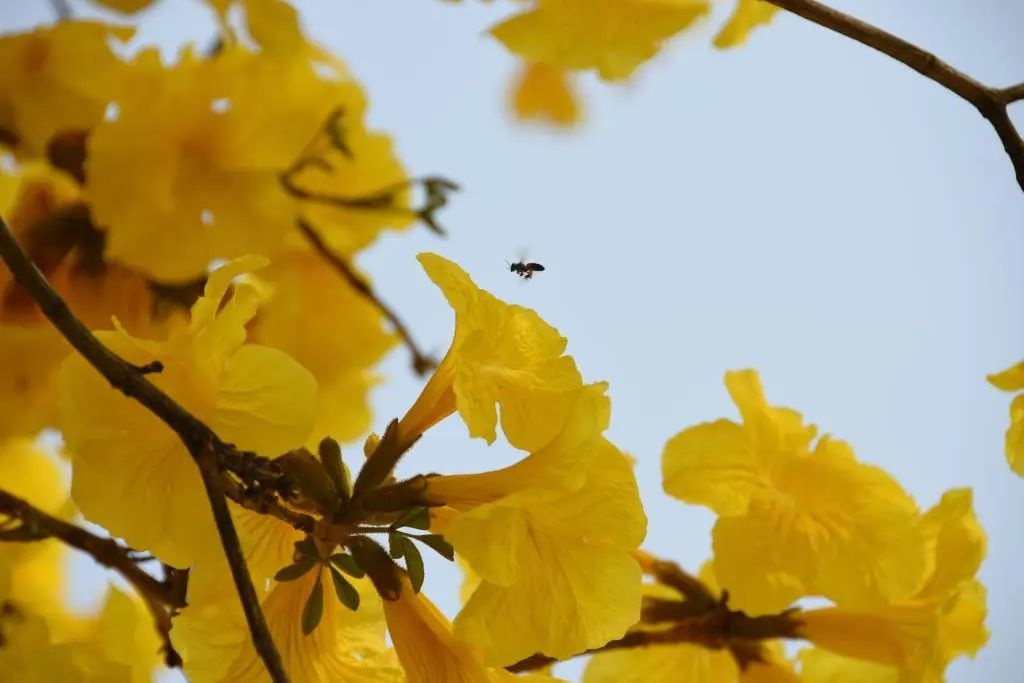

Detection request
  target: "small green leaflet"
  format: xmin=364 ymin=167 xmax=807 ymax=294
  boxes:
xmin=329 ymin=553 xmax=365 ymax=578
xmin=329 ymin=566 xmax=360 ymax=611
xmin=301 ymin=572 xmax=324 ymax=635
xmin=274 ymin=557 xmax=317 ymax=582
xmin=387 ymin=532 xmax=426 ymax=594
xmin=410 ymin=534 xmax=455 ymax=561
xmin=392 ymin=506 xmax=430 ymax=531
xmin=293 ymin=537 xmax=317 ymax=559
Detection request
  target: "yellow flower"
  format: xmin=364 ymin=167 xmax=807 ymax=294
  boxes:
xmin=90 ymin=0 xmax=155 ymax=11
xmin=248 ymin=250 xmax=396 ymax=445
xmin=0 ymin=164 xmax=168 ymax=438
xmin=400 ymin=253 xmax=582 ymax=452
xmin=58 ymin=257 xmax=317 ymax=567
xmin=662 ymin=369 xmax=927 ymax=614
xmin=714 ymin=0 xmax=780 ymax=49
xmin=585 ymin=563 xmax=799 ymax=683
xmin=177 ymin=563 xmax=402 ymax=683
xmin=86 ymin=44 xmax=342 ymax=281
xmin=383 ymin=574 xmax=564 ymax=682
xmin=425 ymin=386 xmax=647 ymax=665
xmin=987 ymin=361 xmax=1024 ymax=476
xmin=0 ymin=21 xmax=132 ymax=156
xmin=510 ymin=62 xmax=582 ymax=127
xmin=491 ymin=0 xmax=710 ymax=81
xmin=799 ymin=488 xmax=988 ymax=682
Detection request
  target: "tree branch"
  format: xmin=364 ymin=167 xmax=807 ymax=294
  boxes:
xmin=0 ymin=488 xmax=184 ymax=667
xmin=297 ymin=219 xmax=436 ymax=376
xmin=0 ymin=218 xmax=291 ymax=683
xmin=764 ymin=0 xmax=1024 ymax=192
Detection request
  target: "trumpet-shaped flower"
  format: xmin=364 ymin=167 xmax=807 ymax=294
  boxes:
xmin=0 ymin=21 xmax=132 ymax=156
xmin=425 ymin=386 xmax=646 ymax=665
xmin=491 ymin=0 xmax=710 ymax=81
xmin=58 ymin=257 xmax=316 ymax=567
xmin=383 ymin=574 xmax=564 ymax=682
xmin=987 ymin=361 xmax=1024 ymax=476
xmin=177 ymin=563 xmax=402 ymax=683
xmin=400 ymin=254 xmax=582 ymax=452
xmin=511 ymin=63 xmax=582 ymax=127
xmin=248 ymin=250 xmax=396 ymax=445
xmin=799 ymin=488 xmax=988 ymax=683
xmin=663 ymin=370 xmax=926 ymax=614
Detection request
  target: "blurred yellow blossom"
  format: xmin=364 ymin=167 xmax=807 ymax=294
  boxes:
xmin=0 ymin=21 xmax=132 ymax=156
xmin=58 ymin=257 xmax=317 ymax=567
xmin=714 ymin=0 xmax=780 ymax=48
xmin=491 ymin=0 xmax=711 ymax=81
xmin=663 ymin=369 xmax=927 ymax=614
xmin=987 ymin=361 xmax=1024 ymax=476
xmin=510 ymin=62 xmax=582 ymax=127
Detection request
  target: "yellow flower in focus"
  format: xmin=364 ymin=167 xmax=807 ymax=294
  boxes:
xmin=383 ymin=574 xmax=564 ymax=683
xmin=86 ymin=45 xmax=350 ymax=281
xmin=511 ymin=62 xmax=582 ymax=127
xmin=58 ymin=257 xmax=317 ymax=567
xmin=987 ymin=361 xmax=1024 ymax=476
xmin=425 ymin=387 xmax=647 ymax=665
xmin=491 ymin=0 xmax=710 ymax=81
xmin=177 ymin=563 xmax=402 ymax=683
xmin=798 ymin=488 xmax=988 ymax=683
xmin=401 ymin=253 xmax=582 ymax=451
xmin=714 ymin=0 xmax=780 ymax=49
xmin=662 ymin=369 xmax=927 ymax=614
xmin=249 ymin=250 xmax=396 ymax=445
xmin=0 ymin=21 xmax=132 ymax=156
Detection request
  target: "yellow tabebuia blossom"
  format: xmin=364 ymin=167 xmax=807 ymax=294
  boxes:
xmin=663 ymin=370 xmax=927 ymax=614
xmin=987 ymin=361 xmax=1024 ymax=476
xmin=1 ymin=165 xmax=164 ymax=439
xmin=510 ymin=62 xmax=582 ymax=127
xmin=491 ymin=0 xmax=710 ymax=81
xmin=58 ymin=257 xmax=317 ymax=567
xmin=177 ymin=564 xmax=402 ymax=683
xmin=585 ymin=563 xmax=799 ymax=683
xmin=426 ymin=386 xmax=647 ymax=665
xmin=400 ymin=253 xmax=583 ymax=452
xmin=0 ymin=21 xmax=132 ymax=156
xmin=383 ymin=574 xmax=565 ymax=683
xmin=799 ymin=488 xmax=988 ymax=683
xmin=249 ymin=250 xmax=396 ymax=445
xmin=713 ymin=0 xmax=780 ymax=49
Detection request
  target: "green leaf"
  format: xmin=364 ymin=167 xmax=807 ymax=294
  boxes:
xmin=411 ymin=534 xmax=455 ymax=561
xmin=329 ymin=553 xmax=365 ymax=578
xmin=274 ymin=557 xmax=317 ymax=582
xmin=319 ymin=437 xmax=351 ymax=502
xmin=329 ymin=566 xmax=360 ymax=611
xmin=392 ymin=506 xmax=430 ymax=531
xmin=388 ymin=531 xmax=404 ymax=559
xmin=293 ymin=537 xmax=317 ymax=559
xmin=301 ymin=572 xmax=324 ymax=635
xmin=403 ymin=539 xmax=425 ymax=594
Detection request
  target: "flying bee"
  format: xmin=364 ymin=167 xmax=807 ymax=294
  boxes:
xmin=508 ymin=260 xmax=546 ymax=280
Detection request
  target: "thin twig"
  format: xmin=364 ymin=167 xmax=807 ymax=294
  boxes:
xmin=764 ymin=0 xmax=1024 ymax=192
xmin=297 ymin=219 xmax=436 ymax=376
xmin=0 ymin=488 xmax=184 ymax=667
xmin=0 ymin=218 xmax=290 ymax=683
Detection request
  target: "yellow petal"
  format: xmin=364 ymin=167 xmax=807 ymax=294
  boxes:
xmin=798 ymin=648 xmax=898 ymax=683
xmin=662 ymin=418 xmax=764 ymax=516
xmin=584 ymin=642 xmax=737 ymax=683
xmin=451 ymin=442 xmax=645 ymax=664
xmin=511 ymin=62 xmax=582 ymax=127
xmin=986 ymin=361 xmax=1024 ymax=391
xmin=491 ymin=0 xmax=711 ymax=81
xmin=916 ymin=488 xmax=985 ymax=601
xmin=713 ymin=0 xmax=780 ymax=49
xmin=90 ymin=0 xmax=154 ymax=11
xmin=1006 ymin=394 xmax=1024 ymax=476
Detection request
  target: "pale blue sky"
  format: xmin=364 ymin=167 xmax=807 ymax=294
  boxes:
xmin=2 ymin=1 xmax=1022 ymax=681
